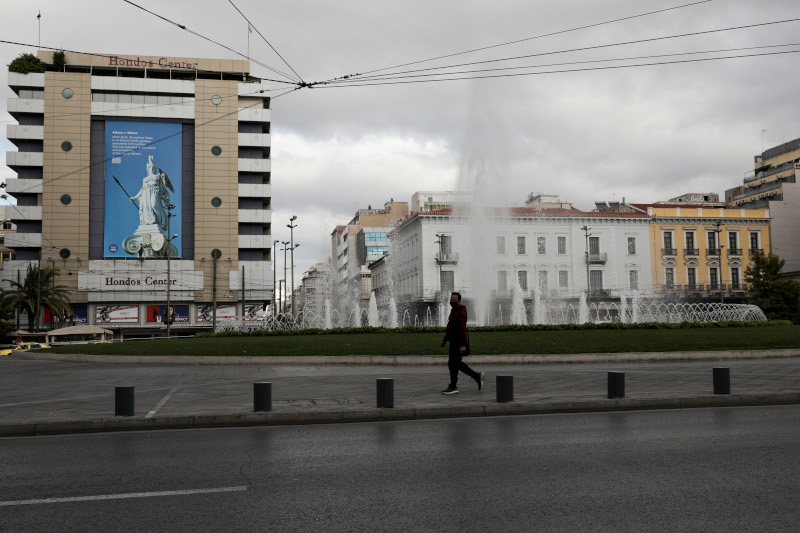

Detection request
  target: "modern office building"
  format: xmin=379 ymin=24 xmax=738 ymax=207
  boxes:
xmin=2 ymin=51 xmax=273 ymax=334
xmin=725 ymin=136 xmax=800 ymax=272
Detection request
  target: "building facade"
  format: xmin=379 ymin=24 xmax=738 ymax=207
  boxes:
xmin=2 ymin=51 xmax=273 ymax=333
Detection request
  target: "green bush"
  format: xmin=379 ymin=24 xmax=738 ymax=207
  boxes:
xmin=8 ymin=53 xmax=45 ymax=74
xmin=52 ymin=50 xmax=66 ymax=71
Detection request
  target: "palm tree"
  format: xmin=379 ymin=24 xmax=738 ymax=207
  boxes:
xmin=1 ymin=264 xmax=71 ymax=332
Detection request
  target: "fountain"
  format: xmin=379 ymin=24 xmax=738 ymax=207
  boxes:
xmin=367 ymin=292 xmax=380 ymax=327
xmin=510 ymin=279 xmax=527 ymax=325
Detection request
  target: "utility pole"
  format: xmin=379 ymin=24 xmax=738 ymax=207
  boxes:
xmin=281 ymin=241 xmax=290 ymax=314
xmin=288 ymin=216 xmax=298 ymax=318
xmin=165 ymin=203 xmax=177 ymax=338
xmin=435 ymin=233 xmax=444 ymax=298
xmin=272 ymin=239 xmax=279 ymax=317
xmin=212 ymin=249 xmax=220 ymax=331
xmin=580 ymin=225 xmax=591 ymax=301
xmin=713 ymin=221 xmax=725 ymax=304
xmin=241 ymin=265 xmax=246 ymax=319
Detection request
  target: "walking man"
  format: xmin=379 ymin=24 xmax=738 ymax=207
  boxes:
xmin=440 ymin=292 xmax=484 ymax=395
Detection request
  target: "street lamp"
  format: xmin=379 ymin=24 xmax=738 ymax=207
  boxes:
xmin=281 ymin=241 xmax=290 ymax=314
xmin=435 ymin=233 xmax=444 ymax=298
xmin=288 ymin=216 xmax=298 ymax=318
xmin=165 ymin=203 xmax=178 ymax=338
xmin=580 ymin=225 xmax=592 ymax=301
xmin=713 ymin=221 xmax=725 ymax=304
xmin=272 ymin=239 xmax=279 ymax=317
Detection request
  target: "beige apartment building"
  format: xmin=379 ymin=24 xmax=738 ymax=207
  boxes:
xmin=2 ymin=51 xmax=273 ymax=334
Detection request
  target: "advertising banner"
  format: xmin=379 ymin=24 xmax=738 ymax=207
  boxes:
xmin=196 ymin=304 xmax=238 ymax=322
xmin=104 ymin=120 xmax=182 ymax=259
xmin=146 ymin=305 xmax=189 ymax=323
xmin=244 ymin=304 xmax=267 ymax=321
xmin=96 ymin=305 xmax=140 ymax=323
xmin=71 ymin=306 xmax=88 ymax=324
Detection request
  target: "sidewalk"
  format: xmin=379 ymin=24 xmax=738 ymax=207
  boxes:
xmin=2 ymin=351 xmax=800 ymax=437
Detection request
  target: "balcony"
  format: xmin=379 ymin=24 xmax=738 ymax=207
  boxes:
xmin=6 ymin=124 xmax=44 ymax=140
xmin=749 ymin=248 xmax=763 ymax=255
xmin=435 ymin=252 xmax=459 ymax=264
xmin=661 ymin=248 xmax=677 ymax=256
xmin=727 ymin=248 xmax=743 ymax=257
xmin=238 ymin=158 xmax=271 ymax=173
xmin=6 ymin=151 xmax=43 ymax=168
xmin=706 ymin=248 xmax=721 ymax=257
xmin=684 ymin=248 xmax=699 ymax=256
xmin=5 ymin=179 xmax=43 ymax=194
xmin=587 ymin=253 xmax=607 ymax=264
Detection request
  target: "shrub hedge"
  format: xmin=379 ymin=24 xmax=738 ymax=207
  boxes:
xmin=197 ymin=320 xmax=792 ymax=338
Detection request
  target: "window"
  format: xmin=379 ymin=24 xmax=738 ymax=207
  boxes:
xmin=709 ymin=267 xmax=718 ymax=288
xmin=440 ymin=271 xmax=454 ymax=294
xmin=687 ymin=267 xmax=696 ymax=289
xmin=750 ymin=232 xmax=759 ymax=250
xmin=440 ymin=235 xmax=452 ymax=255
xmin=496 ymin=236 xmax=506 ymax=255
xmin=589 ymin=271 xmax=603 ymax=291
xmin=364 ymin=232 xmax=388 ymax=241
xmin=558 ymin=270 xmax=568 ymax=289
xmin=730 ymin=268 xmax=740 ymax=288
xmin=538 ymin=271 xmax=549 ymax=292
xmin=629 ymin=270 xmax=639 ymax=290
xmin=627 ymin=237 xmax=636 ymax=255
xmin=665 ymin=268 xmax=674 ymax=287
xmin=589 ymin=236 xmax=600 ymax=255
xmin=663 ymin=232 xmax=673 ymax=249
xmin=728 ymin=232 xmax=738 ymax=250
xmin=685 ymin=232 xmax=695 ymax=250
xmin=707 ymin=232 xmax=717 ymax=250
xmin=497 ymin=271 xmax=508 ymax=291
xmin=516 ymin=236 xmax=526 ymax=255
xmin=366 ymin=246 xmax=389 ymax=256
xmin=537 ymin=236 xmax=546 ymax=254
xmin=517 ymin=271 xmax=528 ymax=291
xmin=557 ymin=236 xmax=567 ymax=255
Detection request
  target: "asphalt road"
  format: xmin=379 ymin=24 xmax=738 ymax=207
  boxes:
xmin=2 ymin=406 xmax=799 ymax=532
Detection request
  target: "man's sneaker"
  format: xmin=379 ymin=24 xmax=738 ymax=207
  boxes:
xmin=477 ymin=372 xmax=485 ymax=391
xmin=441 ymin=386 xmax=459 ymax=395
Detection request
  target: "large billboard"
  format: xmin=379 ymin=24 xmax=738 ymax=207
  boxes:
xmin=104 ymin=121 xmax=182 ymax=259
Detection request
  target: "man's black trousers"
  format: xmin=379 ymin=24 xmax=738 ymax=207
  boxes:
xmin=448 ymin=344 xmax=479 ymax=387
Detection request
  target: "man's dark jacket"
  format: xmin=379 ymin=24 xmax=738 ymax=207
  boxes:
xmin=443 ymin=304 xmax=468 ymax=351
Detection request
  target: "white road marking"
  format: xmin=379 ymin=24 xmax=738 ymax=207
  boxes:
xmin=145 ymin=376 xmax=184 ymax=418
xmin=0 ymin=486 xmax=248 ymax=506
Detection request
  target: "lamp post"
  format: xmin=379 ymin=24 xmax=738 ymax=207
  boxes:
xmin=165 ymin=204 xmax=178 ymax=338
xmin=713 ymin=221 xmax=725 ymax=304
xmin=281 ymin=241 xmax=290 ymax=314
xmin=580 ymin=225 xmax=592 ymax=301
xmin=288 ymin=216 xmax=298 ymax=318
xmin=272 ymin=239 xmax=279 ymax=317
xmin=435 ymin=233 xmax=444 ymax=298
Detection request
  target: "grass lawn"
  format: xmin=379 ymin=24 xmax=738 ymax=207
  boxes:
xmin=39 ymin=325 xmax=800 ymax=357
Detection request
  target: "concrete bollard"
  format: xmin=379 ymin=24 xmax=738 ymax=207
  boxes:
xmin=377 ymin=378 xmax=394 ymax=408
xmin=496 ymin=375 xmax=514 ymax=403
xmin=115 ymin=386 xmax=135 ymax=417
xmin=608 ymin=372 xmax=625 ymax=399
xmin=713 ymin=368 xmax=731 ymax=395
xmin=254 ymin=382 xmax=272 ymax=411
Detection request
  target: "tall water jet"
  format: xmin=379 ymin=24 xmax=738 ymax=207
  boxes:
xmin=388 ymin=296 xmax=399 ymax=328
xmin=631 ymin=290 xmax=640 ymax=323
xmin=532 ymin=284 xmax=545 ymax=325
xmin=439 ymin=302 xmax=448 ymax=327
xmin=367 ymin=292 xmax=379 ymax=327
xmin=510 ymin=279 xmax=527 ymax=325
xmin=619 ymin=292 xmax=628 ymax=324
xmin=578 ymin=292 xmax=589 ymax=324
xmin=352 ymin=303 xmax=361 ymax=327
xmin=323 ymin=299 xmax=332 ymax=329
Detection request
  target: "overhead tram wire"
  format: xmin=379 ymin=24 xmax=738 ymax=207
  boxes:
xmin=120 ymin=0 xmax=301 ymax=83
xmin=322 ymin=17 xmax=800 ymax=87
xmin=312 ymin=0 xmax=715 ymax=86
xmin=321 ymin=42 xmax=800 ymax=85
xmin=227 ymin=0 xmax=305 ymax=84
xmin=314 ymin=48 xmax=800 ymax=88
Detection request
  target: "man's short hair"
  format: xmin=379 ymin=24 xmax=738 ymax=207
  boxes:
xmin=451 ymin=291 xmax=462 ymax=301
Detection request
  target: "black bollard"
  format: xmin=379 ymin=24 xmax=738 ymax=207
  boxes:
xmin=496 ymin=375 xmax=514 ymax=403
xmin=115 ymin=386 xmax=135 ymax=417
xmin=713 ymin=368 xmax=730 ymax=395
xmin=608 ymin=372 xmax=625 ymax=399
xmin=377 ymin=378 xmax=394 ymax=408
xmin=254 ymin=382 xmax=272 ymax=411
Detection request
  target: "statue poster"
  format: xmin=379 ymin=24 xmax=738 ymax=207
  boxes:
xmin=103 ymin=121 xmax=182 ymax=258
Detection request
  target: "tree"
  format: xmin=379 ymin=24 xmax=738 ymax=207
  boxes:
xmin=744 ymin=251 xmax=800 ymax=323
xmin=8 ymin=53 xmax=45 ymax=74
xmin=0 ymin=264 xmax=71 ymax=332
xmin=52 ymin=50 xmax=66 ymax=71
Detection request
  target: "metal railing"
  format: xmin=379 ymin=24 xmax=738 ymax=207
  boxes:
xmin=435 ymin=252 xmax=459 ymax=263
xmin=684 ymin=248 xmax=699 ymax=256
xmin=587 ymin=253 xmax=607 ymax=264
xmin=706 ymin=248 xmax=721 ymax=257
xmin=728 ymin=248 xmax=742 ymax=256
xmin=661 ymin=248 xmax=677 ymax=256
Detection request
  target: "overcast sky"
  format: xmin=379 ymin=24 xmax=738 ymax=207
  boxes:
xmin=2 ymin=0 xmax=799 ymax=283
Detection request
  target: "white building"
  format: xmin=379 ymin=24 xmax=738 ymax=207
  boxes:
xmin=381 ymin=205 xmax=653 ymax=325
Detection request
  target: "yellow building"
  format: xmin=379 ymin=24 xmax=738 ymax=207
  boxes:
xmin=635 ymin=204 xmax=770 ymax=297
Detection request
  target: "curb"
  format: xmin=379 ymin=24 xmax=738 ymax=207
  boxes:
xmin=10 ymin=348 xmax=800 ymax=365
xmin=3 ymin=392 xmax=800 ymax=438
